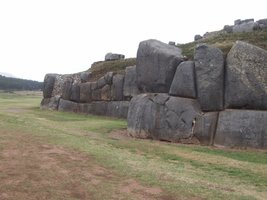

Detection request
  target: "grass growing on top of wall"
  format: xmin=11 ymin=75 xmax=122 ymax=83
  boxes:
xmin=88 ymin=58 xmax=136 ymax=81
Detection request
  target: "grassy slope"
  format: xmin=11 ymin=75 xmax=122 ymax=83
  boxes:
xmin=89 ymin=58 xmax=136 ymax=81
xmin=0 ymin=91 xmax=266 ymax=200
xmin=178 ymin=30 xmax=267 ymax=59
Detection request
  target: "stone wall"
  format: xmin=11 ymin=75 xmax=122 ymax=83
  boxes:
xmin=41 ymin=66 xmax=138 ymax=119
xmin=128 ymin=39 xmax=267 ymax=149
xmin=41 ymin=39 xmax=267 ymax=149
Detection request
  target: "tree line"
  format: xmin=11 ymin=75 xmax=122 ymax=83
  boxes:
xmin=0 ymin=75 xmax=43 ymax=91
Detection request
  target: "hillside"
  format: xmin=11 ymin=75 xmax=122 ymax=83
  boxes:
xmin=0 ymin=75 xmax=43 ymax=91
xmin=178 ymin=30 xmax=267 ymax=59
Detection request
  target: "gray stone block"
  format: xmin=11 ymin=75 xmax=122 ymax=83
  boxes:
xmin=106 ymin=101 xmax=129 ymax=118
xmin=58 ymin=99 xmax=79 ymax=112
xmin=225 ymin=41 xmax=267 ymax=110
xmin=127 ymin=94 xmax=201 ymax=142
xmin=80 ymin=82 xmax=93 ymax=103
xmin=214 ymin=110 xmax=267 ymax=148
xmin=194 ymin=44 xmax=224 ymax=111
xmin=123 ymin=66 xmax=139 ymax=98
xmin=136 ymin=39 xmax=184 ymax=93
xmin=43 ymin=74 xmax=57 ymax=98
xmin=40 ymin=95 xmax=61 ymax=110
xmin=111 ymin=74 xmax=124 ymax=101
xmin=194 ymin=112 xmax=219 ymax=145
xmin=169 ymin=61 xmax=197 ymax=98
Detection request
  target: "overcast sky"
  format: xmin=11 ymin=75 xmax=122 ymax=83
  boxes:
xmin=0 ymin=0 xmax=266 ymax=81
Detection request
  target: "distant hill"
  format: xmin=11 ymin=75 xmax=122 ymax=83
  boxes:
xmin=0 ymin=72 xmax=16 ymax=78
xmin=0 ymin=75 xmax=43 ymax=91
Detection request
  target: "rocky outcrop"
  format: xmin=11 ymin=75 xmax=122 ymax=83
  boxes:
xmin=169 ymin=61 xmax=197 ymax=98
xmin=225 ymin=41 xmax=267 ymax=110
xmin=136 ymin=39 xmax=184 ymax=93
xmin=214 ymin=110 xmax=267 ymax=148
xmin=127 ymin=94 xmax=201 ymax=142
xmin=194 ymin=44 xmax=224 ymax=111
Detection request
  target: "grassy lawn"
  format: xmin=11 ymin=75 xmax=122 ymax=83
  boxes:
xmin=0 ymin=91 xmax=266 ymax=200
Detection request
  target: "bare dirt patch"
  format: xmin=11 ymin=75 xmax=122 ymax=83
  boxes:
xmin=0 ymin=130 xmax=173 ymax=200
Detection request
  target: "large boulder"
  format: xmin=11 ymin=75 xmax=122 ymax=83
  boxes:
xmin=111 ymin=74 xmax=124 ymax=101
xmin=193 ymin=112 xmax=219 ymax=145
xmin=214 ymin=110 xmax=267 ymax=148
xmin=225 ymin=41 xmax=267 ymax=110
xmin=105 ymin=53 xmax=125 ymax=61
xmin=194 ymin=44 xmax=224 ymax=111
xmin=123 ymin=66 xmax=139 ymax=99
xmin=127 ymin=94 xmax=201 ymax=142
xmin=58 ymin=99 xmax=79 ymax=112
xmin=43 ymin=74 xmax=57 ymax=98
xmin=169 ymin=61 xmax=197 ymax=98
xmin=136 ymin=39 xmax=184 ymax=93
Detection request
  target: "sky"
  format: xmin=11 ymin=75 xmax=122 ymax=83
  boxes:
xmin=0 ymin=0 xmax=266 ymax=81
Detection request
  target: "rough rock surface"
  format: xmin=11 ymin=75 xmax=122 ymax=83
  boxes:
xmin=58 ymin=99 xmax=79 ymax=112
xmin=127 ymin=94 xmax=201 ymax=142
xmin=214 ymin=110 xmax=267 ymax=148
xmin=51 ymin=74 xmax=81 ymax=97
xmin=111 ymin=74 xmax=124 ymax=101
xmin=136 ymin=39 xmax=184 ymax=93
xmin=194 ymin=112 xmax=219 ymax=145
xmin=43 ymin=74 xmax=57 ymax=98
xmin=123 ymin=66 xmax=139 ymax=99
xmin=80 ymin=71 xmax=91 ymax=83
xmin=40 ymin=96 xmax=61 ymax=110
xmin=169 ymin=61 xmax=197 ymax=98
xmin=70 ymin=83 xmax=80 ymax=102
xmin=194 ymin=35 xmax=203 ymax=41
xmin=106 ymin=101 xmax=129 ymax=118
xmin=80 ymin=82 xmax=92 ymax=103
xmin=61 ymin=78 xmax=73 ymax=100
xmin=225 ymin=41 xmax=267 ymax=110
xmin=194 ymin=44 xmax=224 ymax=111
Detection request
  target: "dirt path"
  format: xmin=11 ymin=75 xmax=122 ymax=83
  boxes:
xmin=0 ymin=130 xmax=172 ymax=200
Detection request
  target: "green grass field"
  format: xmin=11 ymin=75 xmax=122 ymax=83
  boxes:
xmin=0 ymin=91 xmax=266 ymax=200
